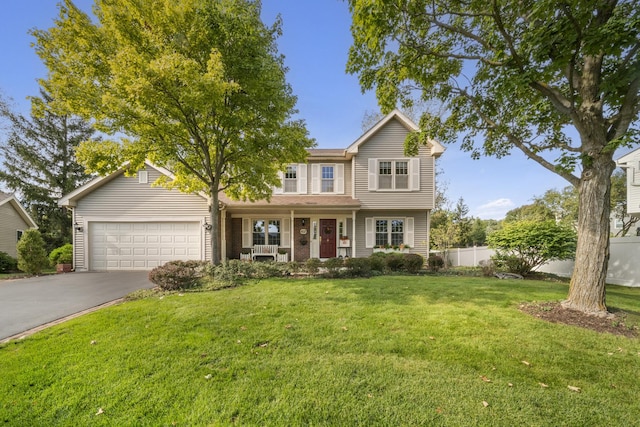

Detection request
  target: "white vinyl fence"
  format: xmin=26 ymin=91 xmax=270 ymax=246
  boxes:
xmin=446 ymin=237 xmax=640 ymax=287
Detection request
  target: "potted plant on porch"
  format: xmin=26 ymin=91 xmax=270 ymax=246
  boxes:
xmin=49 ymin=243 xmax=73 ymax=273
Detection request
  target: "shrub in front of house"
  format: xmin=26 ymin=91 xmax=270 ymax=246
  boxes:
xmin=304 ymin=258 xmax=321 ymax=275
xmin=344 ymin=257 xmax=372 ymax=278
xmin=16 ymin=229 xmax=49 ymax=275
xmin=148 ymin=260 xmax=209 ymax=291
xmin=323 ymin=257 xmax=344 ymax=278
xmin=0 ymin=251 xmax=18 ymax=273
xmin=427 ymin=254 xmax=444 ymax=272
xmin=48 ymin=243 xmax=73 ymax=267
xmin=384 ymin=253 xmax=405 ymax=272
xmin=402 ymin=253 xmax=424 ymax=273
xmin=368 ymin=253 xmax=386 ymax=273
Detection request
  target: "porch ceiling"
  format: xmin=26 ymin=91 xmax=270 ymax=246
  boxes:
xmin=220 ymin=194 xmax=361 ymax=214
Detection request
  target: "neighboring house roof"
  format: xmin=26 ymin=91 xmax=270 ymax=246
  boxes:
xmin=58 ymin=160 xmax=209 ymax=207
xmin=0 ymin=191 xmax=38 ymax=228
xmin=307 ymin=148 xmax=350 ymax=160
xmin=617 ymin=147 xmax=640 ymax=166
xmin=219 ymin=194 xmax=360 ymax=211
xmin=346 ymin=109 xmax=446 ymax=157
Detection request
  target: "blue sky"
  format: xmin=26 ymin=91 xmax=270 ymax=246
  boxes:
xmin=0 ymin=0 xmax=576 ymax=219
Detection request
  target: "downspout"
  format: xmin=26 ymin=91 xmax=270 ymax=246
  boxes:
xmin=352 ymin=210 xmax=357 ymax=258
xmin=291 ymin=210 xmax=295 ymax=261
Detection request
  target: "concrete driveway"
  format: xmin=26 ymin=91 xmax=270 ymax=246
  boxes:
xmin=0 ymin=271 xmax=154 ymax=341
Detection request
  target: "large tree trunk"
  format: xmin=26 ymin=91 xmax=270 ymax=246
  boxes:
xmin=210 ymin=188 xmax=221 ymax=265
xmin=562 ymin=154 xmax=616 ymax=317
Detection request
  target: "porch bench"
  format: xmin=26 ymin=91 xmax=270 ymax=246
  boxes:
xmin=252 ymin=244 xmax=279 ymax=261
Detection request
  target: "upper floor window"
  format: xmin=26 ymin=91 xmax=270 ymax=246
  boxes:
xmin=378 ymin=160 xmax=408 ymax=190
xmin=369 ymin=158 xmax=419 ymax=192
xmin=321 ymin=166 xmax=334 ymax=193
xmin=284 ymin=165 xmax=297 ymax=193
xmin=16 ymin=230 xmax=23 ymax=242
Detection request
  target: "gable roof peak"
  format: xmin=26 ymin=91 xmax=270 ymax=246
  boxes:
xmin=345 ymin=109 xmax=444 ymax=157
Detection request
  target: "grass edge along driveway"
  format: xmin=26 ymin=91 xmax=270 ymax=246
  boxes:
xmin=1 ymin=276 xmax=639 ymax=426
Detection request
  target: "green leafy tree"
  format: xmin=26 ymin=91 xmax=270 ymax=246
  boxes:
xmin=0 ymin=91 xmax=94 ymax=250
xmin=487 ymin=220 xmax=577 ymax=276
xmin=32 ymin=0 xmax=313 ymax=265
xmin=503 ymin=202 xmax=555 ymax=224
xmin=16 ymin=229 xmax=49 ymax=275
xmin=532 ymin=186 xmax=579 ymax=228
xmin=347 ymin=0 xmax=639 ymax=315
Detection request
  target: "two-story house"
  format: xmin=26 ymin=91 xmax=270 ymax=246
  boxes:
xmin=617 ymin=147 xmax=640 ymax=221
xmin=219 ymin=110 xmax=444 ymax=262
xmin=59 ymin=110 xmax=444 ymax=271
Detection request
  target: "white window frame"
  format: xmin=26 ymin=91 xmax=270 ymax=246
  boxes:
xmin=284 ymin=165 xmax=298 ymax=193
xmin=242 ymin=217 xmax=291 ymax=248
xmin=365 ymin=217 xmax=415 ymax=248
xmin=311 ymin=163 xmax=344 ymax=194
xmin=368 ymin=158 xmax=419 ymax=192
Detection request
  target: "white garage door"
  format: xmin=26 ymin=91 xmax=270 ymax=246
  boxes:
xmin=89 ymin=222 xmax=202 ymax=270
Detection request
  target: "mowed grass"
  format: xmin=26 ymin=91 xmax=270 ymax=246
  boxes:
xmin=1 ymin=276 xmax=639 ymax=426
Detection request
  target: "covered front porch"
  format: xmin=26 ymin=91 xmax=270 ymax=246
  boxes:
xmin=219 ymin=195 xmax=361 ymax=262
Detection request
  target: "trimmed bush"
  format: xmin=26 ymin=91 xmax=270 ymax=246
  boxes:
xmin=148 ymin=260 xmax=209 ymax=291
xmin=384 ymin=253 xmax=404 ymax=272
xmin=49 ymin=243 xmax=73 ymax=266
xmin=368 ymin=253 xmax=386 ymax=273
xmin=16 ymin=229 xmax=49 ymax=275
xmin=427 ymin=254 xmax=444 ymax=272
xmin=305 ymin=258 xmax=321 ymax=275
xmin=0 ymin=251 xmax=18 ymax=273
xmin=402 ymin=253 xmax=424 ymax=273
xmin=344 ymin=257 xmax=372 ymax=278
xmin=210 ymin=260 xmax=255 ymax=288
xmin=323 ymin=257 xmax=344 ymax=278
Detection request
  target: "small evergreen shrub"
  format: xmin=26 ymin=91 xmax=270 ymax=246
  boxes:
xmin=384 ymin=253 xmax=404 ymax=272
xmin=0 ymin=251 xmax=18 ymax=273
xmin=491 ymin=254 xmax=529 ymax=275
xmin=323 ymin=257 xmax=344 ymax=278
xmin=48 ymin=243 xmax=73 ymax=266
xmin=16 ymin=229 xmax=49 ymax=275
xmin=427 ymin=254 xmax=444 ymax=272
xmin=344 ymin=257 xmax=372 ymax=278
xmin=402 ymin=253 xmax=424 ymax=273
xmin=148 ymin=260 xmax=209 ymax=291
xmin=368 ymin=253 xmax=386 ymax=273
xmin=305 ymin=258 xmax=321 ymax=275
xmin=210 ymin=260 xmax=256 ymax=288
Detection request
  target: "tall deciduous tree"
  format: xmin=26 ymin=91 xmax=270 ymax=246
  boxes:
xmin=0 ymin=91 xmax=94 ymax=250
xmin=347 ymin=0 xmax=639 ymax=316
xmin=32 ymin=0 xmax=313 ymax=264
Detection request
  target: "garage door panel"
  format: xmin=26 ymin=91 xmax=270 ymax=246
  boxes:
xmin=90 ymin=222 xmax=202 ymax=271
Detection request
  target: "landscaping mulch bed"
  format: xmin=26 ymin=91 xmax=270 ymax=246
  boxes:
xmin=520 ymin=302 xmax=639 ymax=338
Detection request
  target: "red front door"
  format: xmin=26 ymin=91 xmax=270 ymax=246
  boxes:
xmin=319 ymin=219 xmax=336 ymax=259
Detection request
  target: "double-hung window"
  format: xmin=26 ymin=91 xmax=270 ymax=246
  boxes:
xmin=321 ymin=165 xmax=334 ymax=193
xmin=378 ymin=160 xmax=408 ymax=190
xmin=252 ymin=220 xmax=281 ymax=246
xmin=284 ymin=165 xmax=297 ymax=193
xmin=375 ymin=219 xmax=404 ymax=246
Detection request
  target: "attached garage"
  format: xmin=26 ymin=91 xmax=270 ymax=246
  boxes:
xmin=89 ymin=222 xmax=202 ymax=271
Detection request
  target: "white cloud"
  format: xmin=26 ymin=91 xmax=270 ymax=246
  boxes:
xmin=473 ymin=198 xmax=515 ymax=220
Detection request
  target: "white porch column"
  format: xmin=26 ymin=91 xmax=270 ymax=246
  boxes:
xmin=290 ymin=210 xmax=295 ymax=261
xmin=352 ymin=210 xmax=357 ymax=258
xmin=221 ymin=208 xmax=227 ymax=261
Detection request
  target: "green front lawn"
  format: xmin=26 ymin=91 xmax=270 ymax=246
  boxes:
xmin=1 ymin=276 xmax=639 ymax=425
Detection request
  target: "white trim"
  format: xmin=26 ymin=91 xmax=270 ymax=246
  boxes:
xmin=335 ymin=163 xmax=344 ymax=194
xmin=410 ymin=158 xmax=420 ymax=191
xmin=368 ymin=158 xmax=377 ymax=191
xmin=221 ymin=209 xmax=227 ymax=260
xmin=311 ymin=164 xmax=320 ymax=194
xmin=242 ymin=218 xmax=251 ymax=247
xmin=138 ymin=171 xmax=148 ymax=184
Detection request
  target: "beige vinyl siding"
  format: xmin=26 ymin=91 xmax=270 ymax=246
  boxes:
xmin=73 ymin=165 xmax=210 ymax=270
xmin=0 ymin=203 xmax=31 ymax=258
xmin=354 ymin=119 xmax=436 ymax=210
xmin=354 ymin=210 xmax=429 ymax=258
